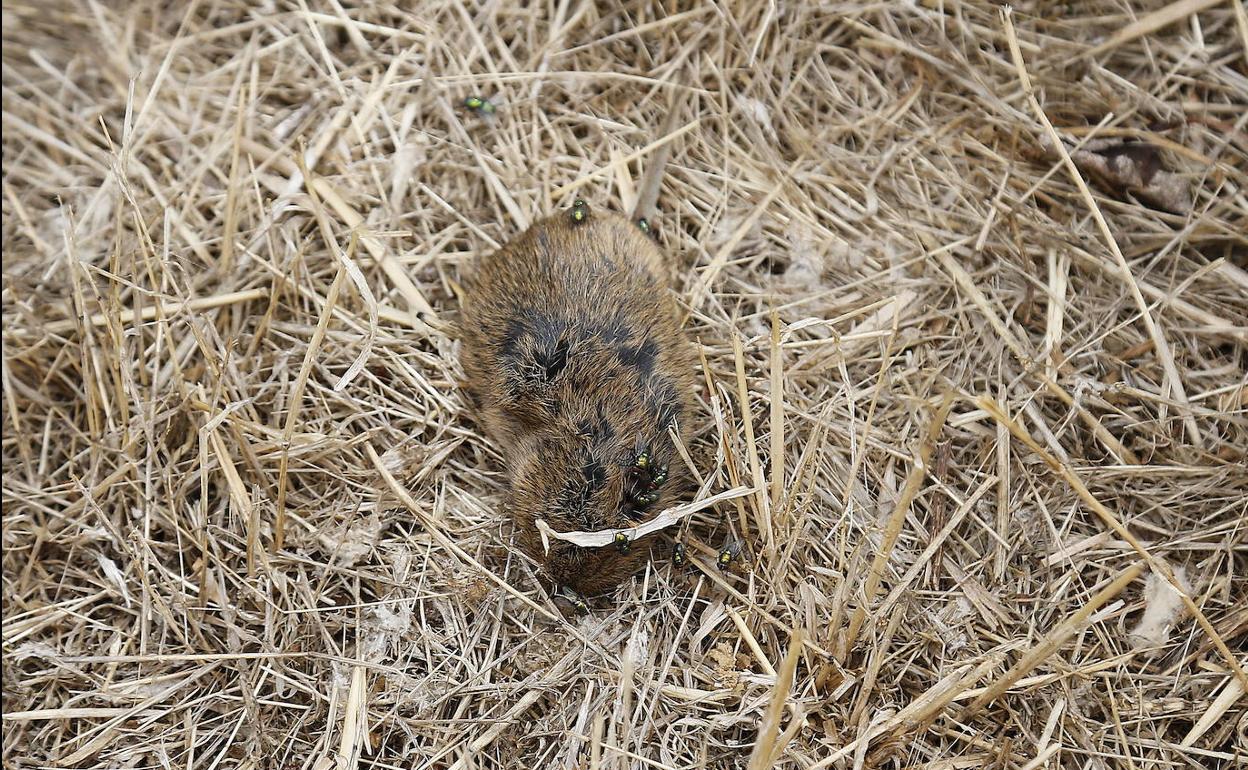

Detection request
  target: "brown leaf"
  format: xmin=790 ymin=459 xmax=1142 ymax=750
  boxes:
xmin=1042 ymin=135 xmax=1193 ymax=214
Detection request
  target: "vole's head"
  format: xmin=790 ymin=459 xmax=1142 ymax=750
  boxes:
xmin=508 ymin=409 xmax=680 ymax=599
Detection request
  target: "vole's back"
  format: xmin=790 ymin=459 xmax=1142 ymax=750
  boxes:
xmin=458 ymin=208 xmax=696 ymax=596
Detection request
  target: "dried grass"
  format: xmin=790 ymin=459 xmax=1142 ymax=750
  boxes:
xmin=3 ymin=1 xmax=1247 ymax=768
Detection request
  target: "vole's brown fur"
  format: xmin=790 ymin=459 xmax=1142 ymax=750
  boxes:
xmin=459 ymin=208 xmax=697 ymax=597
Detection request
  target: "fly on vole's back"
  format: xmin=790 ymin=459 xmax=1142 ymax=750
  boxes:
xmin=458 ymin=201 xmax=697 ymax=607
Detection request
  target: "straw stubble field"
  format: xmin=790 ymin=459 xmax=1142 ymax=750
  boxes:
xmin=2 ymin=1 xmax=1246 ymax=768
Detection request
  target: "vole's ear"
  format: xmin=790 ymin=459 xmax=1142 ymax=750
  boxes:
xmin=500 ymin=316 xmax=570 ymax=389
xmin=501 ymin=337 xmax=569 ymax=418
xmin=532 ymin=335 xmax=570 ymax=382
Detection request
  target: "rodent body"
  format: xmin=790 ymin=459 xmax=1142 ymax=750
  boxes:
xmin=459 ymin=208 xmax=697 ymax=598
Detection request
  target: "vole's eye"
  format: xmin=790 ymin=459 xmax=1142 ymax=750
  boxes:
xmin=626 ymin=456 xmax=666 ymax=492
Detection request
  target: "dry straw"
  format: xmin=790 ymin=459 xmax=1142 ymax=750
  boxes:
xmin=3 ymin=1 xmax=1246 ymax=768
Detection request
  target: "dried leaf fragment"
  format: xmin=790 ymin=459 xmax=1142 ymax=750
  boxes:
xmin=1042 ymin=134 xmax=1193 ymax=214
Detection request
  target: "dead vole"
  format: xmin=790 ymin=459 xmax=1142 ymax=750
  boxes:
xmin=459 ymin=202 xmax=697 ymax=605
